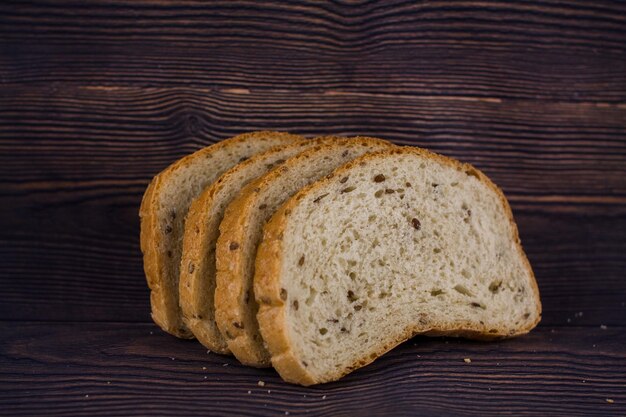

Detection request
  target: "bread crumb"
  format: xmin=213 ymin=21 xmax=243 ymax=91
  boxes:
xmin=149 ymin=331 xmax=153 ymax=335
xmin=606 ymin=399 xmax=614 ymax=404
xmin=322 ymin=395 xmax=327 ymax=399
xmin=85 ymin=395 xmax=89 ymax=398
xmin=248 ymin=390 xmax=251 ymax=394
xmin=223 ymin=363 xmax=229 ymax=367
xmin=285 ymin=412 xmax=290 ymax=415
xmin=464 ymin=358 xmax=472 ymax=363
xmin=106 ymin=381 xmax=110 ymax=385
xmin=202 ymin=366 xmax=206 ymax=370
xmin=268 ymin=390 xmax=271 ymax=394
xmin=204 ymin=376 xmax=207 ymax=379
xmin=170 ymin=357 xmax=175 ymax=361
xmin=600 ymin=325 xmax=607 ymax=330
xmin=258 ymin=380 xmax=266 ymax=387
xmin=206 ymin=350 xmax=211 ymax=354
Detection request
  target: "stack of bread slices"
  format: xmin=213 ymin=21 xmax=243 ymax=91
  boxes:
xmin=140 ymin=131 xmax=541 ymax=385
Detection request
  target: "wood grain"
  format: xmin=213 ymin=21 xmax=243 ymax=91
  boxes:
xmin=2 ymin=87 xmax=624 ymax=200
xmin=0 ymin=1 xmax=625 ymax=414
xmin=1 ymin=1 xmax=626 ymax=102
xmin=1 ymin=210 xmax=625 ymax=325
xmin=1 ymin=323 xmax=624 ymax=416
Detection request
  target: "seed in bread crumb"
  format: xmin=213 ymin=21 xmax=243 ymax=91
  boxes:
xmin=464 ymin=358 xmax=472 ymax=363
xmin=373 ymin=174 xmax=386 ymax=183
xmin=258 ymin=380 xmax=266 ymax=387
xmin=411 ymin=218 xmax=421 ymax=230
xmin=313 ymin=193 xmax=329 ymax=203
xmin=600 ymin=325 xmax=607 ymax=330
xmin=229 ymin=242 xmax=240 ymax=250
xmin=606 ymin=399 xmax=614 ymax=404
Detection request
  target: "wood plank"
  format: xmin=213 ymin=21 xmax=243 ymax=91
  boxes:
xmin=1 ymin=322 xmax=624 ymax=416
xmin=0 ymin=212 xmax=624 ymax=325
xmin=1 ymin=87 xmax=625 ymax=201
xmin=1 ymin=1 xmax=625 ymax=101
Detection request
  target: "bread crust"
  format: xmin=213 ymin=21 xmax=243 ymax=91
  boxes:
xmin=255 ymin=145 xmax=542 ymax=385
xmin=215 ymin=137 xmax=393 ymax=367
xmin=179 ymin=140 xmax=317 ymax=354
xmin=139 ymin=131 xmax=302 ymax=338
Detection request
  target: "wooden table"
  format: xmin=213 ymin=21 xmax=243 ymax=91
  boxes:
xmin=1 ymin=1 xmax=625 ymax=416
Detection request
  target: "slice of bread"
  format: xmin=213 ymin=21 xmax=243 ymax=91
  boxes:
xmin=215 ymin=137 xmax=394 ymax=367
xmin=139 ymin=131 xmax=303 ymax=338
xmin=179 ymin=139 xmax=329 ymax=353
xmin=255 ymin=146 xmax=542 ymax=385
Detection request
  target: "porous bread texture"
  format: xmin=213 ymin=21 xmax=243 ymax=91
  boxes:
xmin=180 ymin=139 xmax=328 ymax=353
xmin=139 ymin=131 xmax=303 ymax=338
xmin=255 ymin=146 xmax=541 ymax=385
xmin=215 ymin=137 xmax=394 ymax=367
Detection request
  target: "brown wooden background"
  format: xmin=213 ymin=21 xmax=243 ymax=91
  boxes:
xmin=1 ymin=1 xmax=625 ymax=416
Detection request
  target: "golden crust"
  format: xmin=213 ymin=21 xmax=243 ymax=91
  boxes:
xmin=215 ymin=137 xmax=393 ymax=367
xmin=179 ymin=184 xmax=231 ymax=353
xmin=139 ymin=131 xmax=302 ymax=339
xmin=254 ymin=145 xmax=542 ymax=385
xmin=180 ymin=140 xmax=315 ymax=354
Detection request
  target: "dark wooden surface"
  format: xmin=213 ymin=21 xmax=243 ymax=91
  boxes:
xmin=1 ymin=1 xmax=625 ymax=416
